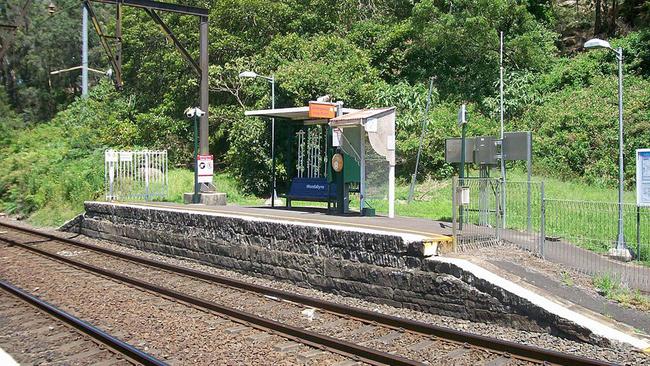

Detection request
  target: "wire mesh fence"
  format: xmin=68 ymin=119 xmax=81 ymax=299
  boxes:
xmin=452 ymin=177 xmax=501 ymax=250
xmin=451 ymin=177 xmax=650 ymax=291
xmin=499 ymin=180 xmax=544 ymax=252
xmin=105 ymin=150 xmax=168 ymax=201
xmin=543 ymin=199 xmax=650 ymax=291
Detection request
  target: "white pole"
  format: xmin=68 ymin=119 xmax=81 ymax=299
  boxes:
xmin=616 ymin=47 xmax=626 ymax=250
xmin=360 ymin=130 xmax=366 ymax=213
xmin=82 ymin=4 xmax=88 ymax=97
xmin=388 ymin=164 xmax=395 ymax=218
xmin=499 ymin=30 xmax=506 ymax=230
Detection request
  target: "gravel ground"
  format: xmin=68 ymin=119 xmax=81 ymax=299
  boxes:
xmin=0 ymin=286 xmax=133 ymax=366
xmin=43 ymin=227 xmax=650 ymax=365
xmin=0 ymin=244 xmax=354 ymax=365
xmin=4 ymin=229 xmax=542 ymax=365
xmin=457 ymin=244 xmax=611 ymax=296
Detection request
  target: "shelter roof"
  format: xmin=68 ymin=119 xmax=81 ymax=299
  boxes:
xmin=244 ymin=106 xmax=360 ymax=122
xmin=329 ymin=107 xmax=395 ymax=127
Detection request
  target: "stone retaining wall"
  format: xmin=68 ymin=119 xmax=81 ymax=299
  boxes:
xmin=68 ymin=202 xmax=605 ymax=345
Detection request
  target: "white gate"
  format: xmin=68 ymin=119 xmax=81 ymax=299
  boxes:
xmin=105 ymin=150 xmax=168 ymax=201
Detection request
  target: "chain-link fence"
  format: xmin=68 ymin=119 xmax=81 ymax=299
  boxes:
xmin=451 ymin=177 xmax=650 ymax=291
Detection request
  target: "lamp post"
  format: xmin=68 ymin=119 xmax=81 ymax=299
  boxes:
xmin=239 ymin=70 xmax=277 ymax=207
xmin=584 ymin=38 xmax=628 ymax=255
xmin=185 ymin=107 xmax=205 ymax=204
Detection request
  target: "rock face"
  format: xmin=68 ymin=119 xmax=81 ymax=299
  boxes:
xmin=69 ymin=202 xmax=603 ymax=345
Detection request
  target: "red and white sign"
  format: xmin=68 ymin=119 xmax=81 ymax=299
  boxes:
xmin=197 ymin=155 xmax=213 ymax=183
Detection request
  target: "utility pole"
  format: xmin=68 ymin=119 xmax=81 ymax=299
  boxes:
xmin=199 ymin=16 xmax=209 ymax=158
xmin=82 ymin=4 xmax=88 ymax=97
xmin=408 ymin=77 xmax=434 ymax=203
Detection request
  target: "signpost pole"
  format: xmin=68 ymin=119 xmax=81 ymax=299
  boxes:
xmin=193 ymin=113 xmax=200 ymax=204
xmin=271 ymin=74 xmax=276 ymax=208
xmin=637 ymin=149 xmax=650 ymax=260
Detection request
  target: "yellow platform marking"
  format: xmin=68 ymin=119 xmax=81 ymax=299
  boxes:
xmin=114 ymin=201 xmax=452 ymax=241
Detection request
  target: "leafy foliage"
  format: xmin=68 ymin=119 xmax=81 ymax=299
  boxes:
xmin=0 ymin=81 xmax=132 ymax=220
xmin=2 ymin=0 xmax=650 ymax=216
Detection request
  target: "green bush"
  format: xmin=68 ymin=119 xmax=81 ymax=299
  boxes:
xmin=514 ymin=74 xmax=650 ymax=187
xmin=0 ymin=82 xmax=133 ymax=224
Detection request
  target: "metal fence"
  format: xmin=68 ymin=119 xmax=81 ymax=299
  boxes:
xmin=451 ymin=177 xmax=650 ymax=291
xmin=105 ymin=150 xmax=168 ymax=201
xmin=542 ymin=199 xmax=650 ymax=291
xmin=452 ymin=177 xmax=501 ymax=250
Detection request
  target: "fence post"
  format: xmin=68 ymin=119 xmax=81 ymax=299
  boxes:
xmin=144 ymin=152 xmax=150 ymax=201
xmin=637 ymin=206 xmax=641 ymax=262
xmin=496 ymin=178 xmax=501 ymax=241
xmin=539 ymin=181 xmax=546 ymax=258
xmin=452 ymin=176 xmax=458 ymax=250
xmin=527 ymin=180 xmax=532 ymax=233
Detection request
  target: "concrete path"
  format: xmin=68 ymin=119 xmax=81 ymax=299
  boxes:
xmin=0 ymin=347 xmax=18 ymax=366
xmin=491 ymin=260 xmax=650 ymax=334
xmin=431 ymin=256 xmax=650 ymax=350
xmin=457 ymin=222 xmax=650 ymax=292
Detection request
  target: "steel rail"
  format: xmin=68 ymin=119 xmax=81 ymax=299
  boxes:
xmin=0 ymin=279 xmax=167 ymax=366
xmin=0 ymin=229 xmax=421 ymax=366
xmin=0 ymin=221 xmax=614 ymax=366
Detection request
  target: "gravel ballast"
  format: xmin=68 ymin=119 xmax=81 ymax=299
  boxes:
xmin=0 ymin=244 xmax=352 ymax=365
xmin=47 ymin=227 xmax=650 ymax=365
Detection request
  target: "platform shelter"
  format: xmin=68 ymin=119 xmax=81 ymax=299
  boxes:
xmin=244 ymin=102 xmax=397 ymax=218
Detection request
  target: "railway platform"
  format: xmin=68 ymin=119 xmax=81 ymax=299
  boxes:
xmin=109 ymin=201 xmax=455 ymax=246
xmin=60 ymin=201 xmax=650 ymax=353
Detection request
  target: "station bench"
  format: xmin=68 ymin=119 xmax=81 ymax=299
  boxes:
xmin=281 ymin=177 xmax=337 ymax=208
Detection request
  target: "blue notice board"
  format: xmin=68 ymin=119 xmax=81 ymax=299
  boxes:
xmin=638 ymin=149 xmax=650 ymax=206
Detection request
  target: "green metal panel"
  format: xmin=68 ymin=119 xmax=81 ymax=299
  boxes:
xmin=344 ymin=153 xmax=360 ymax=183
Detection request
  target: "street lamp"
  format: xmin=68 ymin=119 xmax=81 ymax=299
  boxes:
xmin=584 ymin=38 xmax=629 ymax=258
xmin=239 ymin=70 xmax=277 ymax=207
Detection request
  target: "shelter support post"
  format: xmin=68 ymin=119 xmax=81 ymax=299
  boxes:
xmin=360 ymin=130 xmax=366 ymax=213
xmin=388 ymin=165 xmax=395 ymax=218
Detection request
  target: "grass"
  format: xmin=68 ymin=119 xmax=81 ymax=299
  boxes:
xmin=361 ymin=167 xmax=639 ymax=218
xmin=560 ymin=271 xmax=574 ymax=287
xmin=593 ymin=274 xmax=650 ymax=312
xmin=28 ymin=201 xmax=86 ymax=228
xmin=165 ymin=170 xmax=263 ymax=206
xmin=23 ymin=169 xmax=264 ymax=228
xmin=17 ymin=164 xmax=649 ymax=267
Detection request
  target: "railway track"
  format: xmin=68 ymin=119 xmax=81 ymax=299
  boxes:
xmin=0 ymin=279 xmax=165 ymax=366
xmin=0 ymin=221 xmax=614 ymax=366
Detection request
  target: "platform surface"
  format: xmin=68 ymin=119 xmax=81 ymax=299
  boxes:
xmin=109 ymin=202 xmax=453 ymax=242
